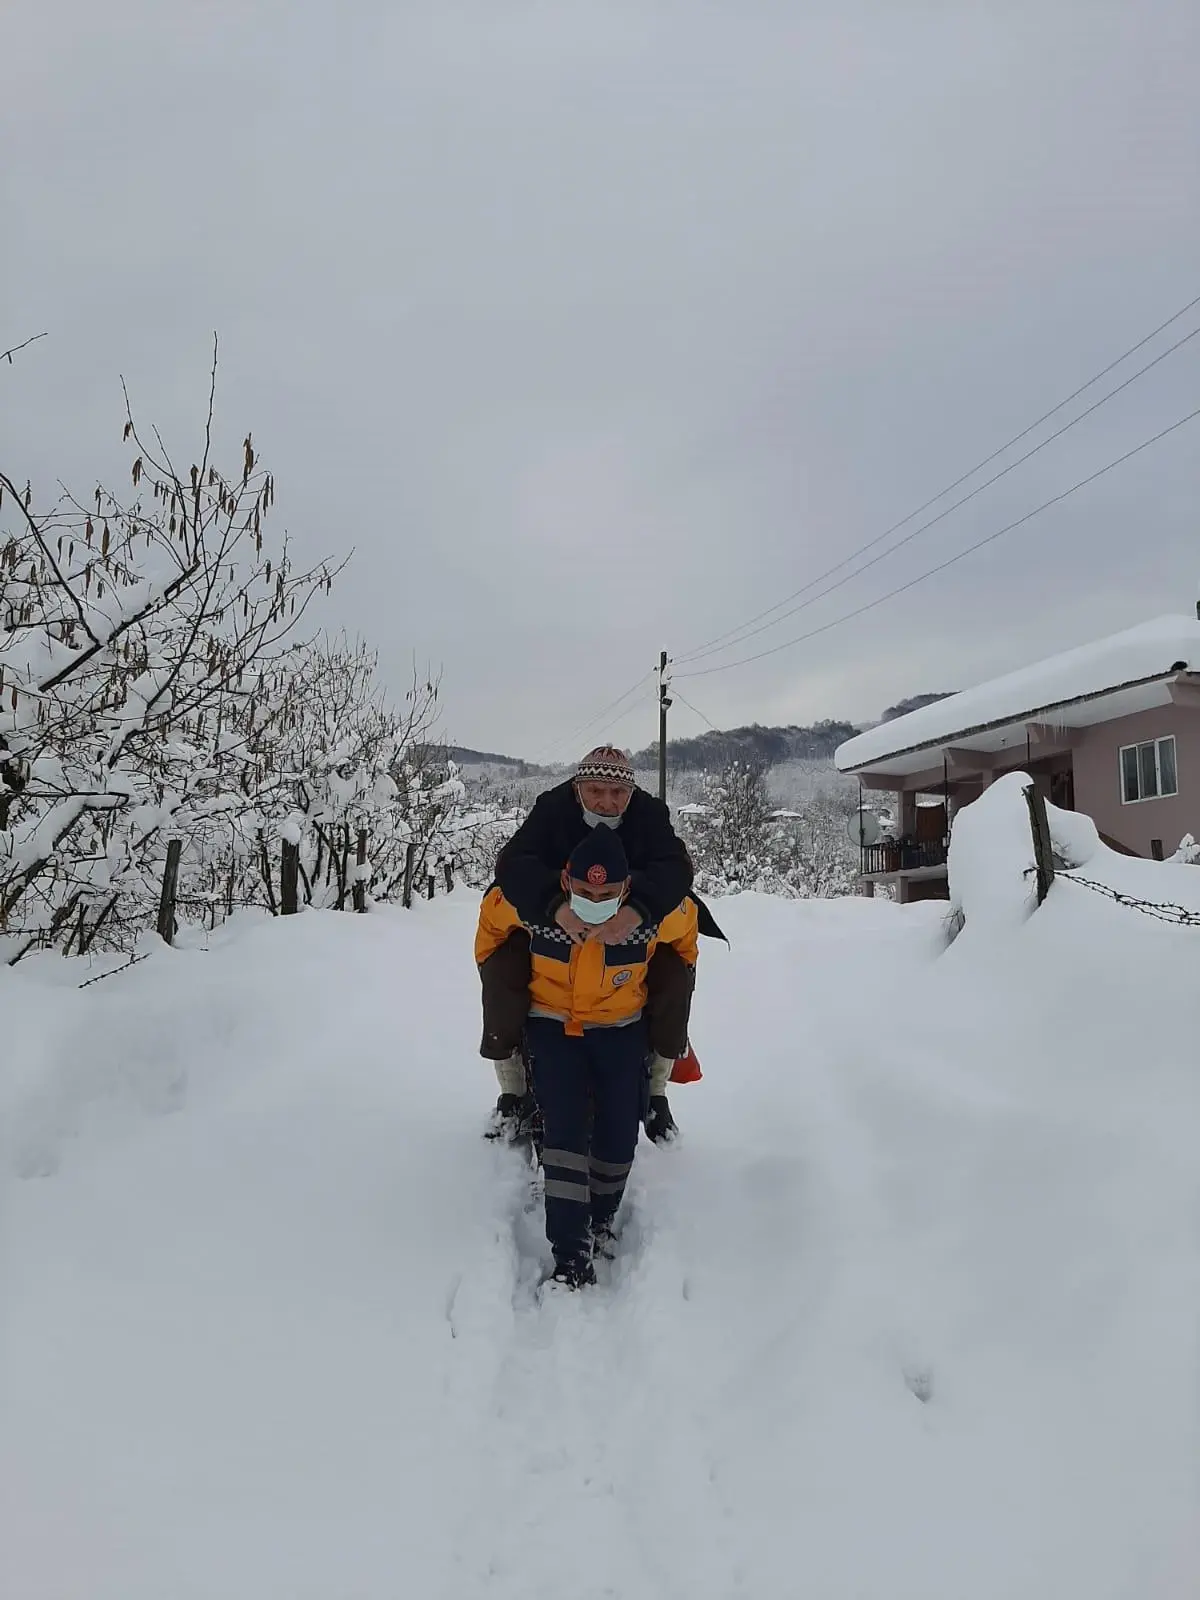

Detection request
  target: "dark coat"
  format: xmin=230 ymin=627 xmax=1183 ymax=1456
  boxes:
xmin=493 ymin=780 xmax=726 ymax=940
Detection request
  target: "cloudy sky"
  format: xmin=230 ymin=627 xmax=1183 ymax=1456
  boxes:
xmin=6 ymin=0 xmax=1199 ymax=760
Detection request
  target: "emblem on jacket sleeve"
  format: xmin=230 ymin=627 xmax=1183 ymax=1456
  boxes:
xmin=611 ymin=969 xmax=633 ymax=987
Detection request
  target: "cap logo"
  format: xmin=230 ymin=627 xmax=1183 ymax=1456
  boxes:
xmin=586 ymin=864 xmax=607 ymax=886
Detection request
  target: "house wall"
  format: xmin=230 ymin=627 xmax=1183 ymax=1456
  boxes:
xmin=902 ymin=875 xmax=951 ymax=904
xmin=1072 ymin=704 xmax=1200 ymax=856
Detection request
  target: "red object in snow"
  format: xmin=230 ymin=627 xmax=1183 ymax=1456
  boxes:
xmin=670 ymin=1044 xmax=702 ymax=1084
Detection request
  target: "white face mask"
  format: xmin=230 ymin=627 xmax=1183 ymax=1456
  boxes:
xmin=569 ymin=892 xmax=623 ymax=925
xmin=581 ymin=807 xmax=623 ymax=829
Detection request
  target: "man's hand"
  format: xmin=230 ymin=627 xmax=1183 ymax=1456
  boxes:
xmin=588 ymin=904 xmax=642 ymax=945
xmin=554 ymin=902 xmax=590 ymax=945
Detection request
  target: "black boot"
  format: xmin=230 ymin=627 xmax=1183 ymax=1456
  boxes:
xmin=644 ymin=1094 xmax=678 ymax=1144
xmin=549 ymin=1254 xmax=597 ymax=1290
xmin=590 ymin=1220 xmax=618 ymax=1261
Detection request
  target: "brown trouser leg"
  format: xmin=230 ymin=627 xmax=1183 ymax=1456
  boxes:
xmin=645 ymin=944 xmax=695 ymax=1060
xmin=479 ymin=929 xmax=532 ymax=1060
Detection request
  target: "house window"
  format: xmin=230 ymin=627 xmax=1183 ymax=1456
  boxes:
xmin=1120 ymin=736 xmax=1178 ymax=803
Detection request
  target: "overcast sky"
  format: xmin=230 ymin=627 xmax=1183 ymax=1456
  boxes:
xmin=6 ymin=0 xmax=1200 ymax=760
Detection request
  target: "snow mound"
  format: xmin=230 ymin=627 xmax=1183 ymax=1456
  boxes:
xmin=948 ymin=771 xmax=1043 ymax=930
xmin=949 ymin=771 xmax=1200 ymax=940
xmin=948 ymin=771 xmax=1104 ymax=933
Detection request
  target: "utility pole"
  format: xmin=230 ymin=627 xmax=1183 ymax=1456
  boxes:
xmin=657 ymin=650 xmax=672 ymax=802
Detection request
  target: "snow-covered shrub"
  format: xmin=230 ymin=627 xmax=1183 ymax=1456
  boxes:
xmin=680 ymin=759 xmax=859 ymax=899
xmin=0 ymin=357 xmax=506 ymax=960
xmin=167 ymin=635 xmax=451 ymax=919
xmin=767 ymin=787 xmax=860 ymax=897
xmin=447 ymin=806 xmax=526 ymax=891
xmin=0 ymin=367 xmax=339 ymax=961
xmin=684 ymin=759 xmax=772 ymax=892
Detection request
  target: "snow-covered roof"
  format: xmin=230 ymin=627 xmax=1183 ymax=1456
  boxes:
xmin=836 ymin=614 xmax=1200 ymax=776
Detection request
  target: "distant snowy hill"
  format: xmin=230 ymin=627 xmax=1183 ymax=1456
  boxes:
xmin=444 ymin=696 xmax=949 ymax=775
xmin=630 ymin=718 xmax=861 ymax=770
xmin=881 ymin=689 xmax=956 ymax=722
xmin=429 ymin=743 xmax=531 ymax=769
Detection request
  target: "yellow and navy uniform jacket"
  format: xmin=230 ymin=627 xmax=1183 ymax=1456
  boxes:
xmin=474 ymin=888 xmax=699 ymax=1037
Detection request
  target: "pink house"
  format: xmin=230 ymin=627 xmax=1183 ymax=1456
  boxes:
xmin=834 ymin=613 xmax=1200 ymax=902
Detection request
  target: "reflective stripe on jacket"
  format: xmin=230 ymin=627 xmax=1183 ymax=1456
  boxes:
xmin=474 ymin=887 xmax=699 ymax=1037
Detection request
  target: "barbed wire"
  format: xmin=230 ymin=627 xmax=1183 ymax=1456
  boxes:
xmin=1059 ymin=872 xmax=1200 ymax=927
xmin=77 ymin=952 xmax=152 ymax=987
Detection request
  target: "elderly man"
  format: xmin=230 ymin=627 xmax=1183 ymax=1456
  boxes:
xmin=478 ymin=745 xmax=706 ymax=1143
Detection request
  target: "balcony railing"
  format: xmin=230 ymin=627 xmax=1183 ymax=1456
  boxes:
xmin=861 ymin=837 xmax=949 ymax=877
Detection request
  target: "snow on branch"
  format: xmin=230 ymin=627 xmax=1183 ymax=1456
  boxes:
xmin=1 ymin=345 xmax=515 ymax=959
xmin=0 ymin=350 xmax=341 ymax=959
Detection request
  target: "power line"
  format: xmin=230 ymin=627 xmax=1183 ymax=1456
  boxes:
xmin=677 ymin=400 xmax=1200 ymax=680
xmin=680 ymin=320 xmax=1200 ymax=665
xmin=535 ymin=669 xmax=655 ymax=765
xmin=682 ymin=319 xmax=1200 ymax=665
xmin=570 ymin=673 xmax=656 ymax=753
xmin=672 ymin=686 xmax=719 ymax=731
xmin=609 ymin=689 xmax=656 ymax=745
xmin=677 ymin=290 xmax=1200 ymax=666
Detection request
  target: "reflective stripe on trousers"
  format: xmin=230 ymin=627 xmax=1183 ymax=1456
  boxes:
xmin=525 ymin=1016 xmax=648 ymax=1266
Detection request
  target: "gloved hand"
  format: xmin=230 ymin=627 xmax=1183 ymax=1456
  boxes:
xmin=644 ymin=1094 xmax=678 ymax=1144
xmin=488 ymin=1091 xmax=539 ymax=1142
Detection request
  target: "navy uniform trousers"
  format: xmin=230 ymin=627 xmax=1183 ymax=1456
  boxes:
xmin=524 ymin=1014 xmax=649 ymax=1269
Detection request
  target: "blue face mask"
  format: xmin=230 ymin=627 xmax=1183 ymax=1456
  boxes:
xmin=569 ymin=892 xmax=623 ymax=925
xmin=581 ymin=806 xmax=623 ymax=830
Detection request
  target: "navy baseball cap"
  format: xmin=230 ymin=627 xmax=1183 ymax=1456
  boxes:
xmin=566 ymin=826 xmax=629 ymax=886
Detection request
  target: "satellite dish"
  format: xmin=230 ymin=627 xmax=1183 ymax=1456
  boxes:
xmin=847 ymin=809 xmax=881 ymax=846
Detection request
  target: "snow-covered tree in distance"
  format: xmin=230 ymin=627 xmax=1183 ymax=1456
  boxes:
xmin=0 ymin=341 xmax=502 ymax=960
xmin=166 ymin=633 xmax=449 ymax=920
xmin=0 ymin=343 xmax=349 ymax=959
xmin=679 ymin=756 xmax=859 ymax=899
xmin=685 ymin=758 xmax=774 ymax=893
xmin=769 ymin=787 xmax=860 ymax=898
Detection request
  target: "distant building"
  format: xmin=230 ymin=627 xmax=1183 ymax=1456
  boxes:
xmin=835 ymin=613 xmax=1200 ymax=902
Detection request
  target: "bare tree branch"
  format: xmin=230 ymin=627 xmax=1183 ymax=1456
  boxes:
xmin=2 ymin=332 xmax=48 ymax=365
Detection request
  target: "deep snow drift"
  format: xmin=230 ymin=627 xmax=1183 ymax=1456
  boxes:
xmin=3 ymin=789 xmax=1199 ymax=1599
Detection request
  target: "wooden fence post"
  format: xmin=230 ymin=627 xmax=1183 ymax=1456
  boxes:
xmin=1150 ymin=838 xmax=1164 ymax=861
xmin=280 ymin=839 xmax=300 ymax=915
xmin=402 ymin=841 xmax=417 ymax=909
xmin=337 ymin=827 xmax=351 ymax=912
xmin=157 ymin=839 xmax=183 ymax=945
xmin=442 ymin=857 xmax=454 ymax=894
xmin=426 ymin=871 xmax=436 ymax=901
xmin=353 ymin=828 xmax=368 ymax=913
xmin=1024 ymin=783 xmax=1055 ymax=905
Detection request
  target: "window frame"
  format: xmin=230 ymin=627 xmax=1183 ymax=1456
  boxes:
xmin=1118 ymin=734 xmax=1179 ymax=804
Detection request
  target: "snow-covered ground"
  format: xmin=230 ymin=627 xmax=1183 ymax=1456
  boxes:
xmin=3 ymin=785 xmax=1199 ymax=1599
